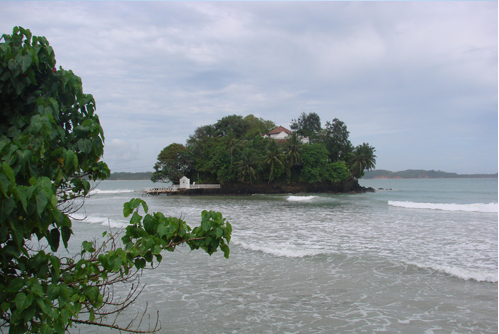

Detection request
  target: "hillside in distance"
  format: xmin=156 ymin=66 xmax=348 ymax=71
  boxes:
xmin=107 ymin=172 xmax=153 ymax=180
xmin=363 ymin=169 xmax=498 ymax=179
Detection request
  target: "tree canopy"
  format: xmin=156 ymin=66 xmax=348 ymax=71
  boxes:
xmin=153 ymin=113 xmax=375 ymax=186
xmin=0 ymin=26 xmax=231 ymax=333
xmin=290 ymin=112 xmax=322 ymax=138
xmin=151 ymin=143 xmax=192 ymax=184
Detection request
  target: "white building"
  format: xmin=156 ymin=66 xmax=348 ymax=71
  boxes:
xmin=264 ymin=126 xmax=310 ymax=144
xmin=179 ymin=176 xmax=190 ymax=189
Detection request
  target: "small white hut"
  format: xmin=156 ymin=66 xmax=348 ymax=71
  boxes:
xmin=179 ymin=176 xmax=190 ymax=189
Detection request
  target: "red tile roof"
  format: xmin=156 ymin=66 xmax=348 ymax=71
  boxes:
xmin=267 ymin=126 xmax=292 ymax=135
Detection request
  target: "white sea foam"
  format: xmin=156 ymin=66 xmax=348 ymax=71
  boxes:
xmin=388 ymin=200 xmax=498 ymax=213
xmin=287 ymin=195 xmax=317 ymax=202
xmin=70 ymin=213 xmax=128 ymax=228
xmin=88 ymin=189 xmax=135 ymax=195
xmin=235 ymin=241 xmax=328 ymax=258
xmin=405 ymin=261 xmax=498 ymax=283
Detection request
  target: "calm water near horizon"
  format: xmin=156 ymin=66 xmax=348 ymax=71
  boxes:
xmin=69 ymin=178 xmax=497 ymax=333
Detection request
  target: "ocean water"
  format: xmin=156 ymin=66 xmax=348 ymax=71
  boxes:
xmin=69 ymin=178 xmax=497 ymax=333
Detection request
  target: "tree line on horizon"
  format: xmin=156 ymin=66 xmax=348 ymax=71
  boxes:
xmin=363 ymin=169 xmax=498 ymax=179
xmin=151 ymin=112 xmax=376 ymax=186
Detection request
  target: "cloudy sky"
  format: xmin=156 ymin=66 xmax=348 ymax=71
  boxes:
xmin=2 ymin=1 xmax=497 ymax=174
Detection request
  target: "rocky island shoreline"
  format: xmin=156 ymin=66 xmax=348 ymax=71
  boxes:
xmin=166 ymin=180 xmax=375 ymax=196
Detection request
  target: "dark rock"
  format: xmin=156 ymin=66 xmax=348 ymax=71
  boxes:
xmin=173 ymin=180 xmax=374 ymax=196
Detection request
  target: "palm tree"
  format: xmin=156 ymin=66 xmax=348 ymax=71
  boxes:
xmin=285 ymin=132 xmax=302 ymax=167
xmin=347 ymin=143 xmax=376 ymax=179
xmin=237 ymin=150 xmax=258 ymax=185
xmin=263 ymin=140 xmax=285 ymax=184
xmin=222 ymin=131 xmax=238 ymax=165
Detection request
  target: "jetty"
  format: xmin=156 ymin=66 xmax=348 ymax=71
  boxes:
xmin=142 ymin=176 xmax=220 ymax=196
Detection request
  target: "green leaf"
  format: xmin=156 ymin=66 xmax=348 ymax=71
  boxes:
xmin=134 ymin=258 xmax=146 ymax=269
xmin=157 ymin=222 xmax=168 ymax=238
xmin=89 ymin=308 xmax=95 ymax=322
xmin=0 ymin=174 xmax=10 ymax=196
xmin=0 ymin=197 xmax=15 ymax=221
xmin=8 ymin=58 xmax=17 ymax=71
xmin=48 ymin=228 xmax=60 ymax=252
xmin=77 ymin=139 xmax=92 ymax=154
xmin=7 ymin=278 xmax=25 ymax=293
xmin=112 ymin=257 xmax=122 ymax=271
xmin=2 ymin=162 xmax=15 ymax=184
xmin=40 ymin=323 xmax=53 ymax=334
xmin=221 ymin=244 xmax=230 ymax=259
xmin=28 ymin=280 xmax=44 ymax=297
xmin=34 ymin=190 xmax=48 ymax=217
xmin=14 ymin=186 xmax=27 ymax=213
xmin=14 ymin=292 xmax=28 ymax=312
xmin=61 ymin=225 xmax=71 ymax=249
xmin=123 ymin=202 xmax=133 ymax=218
xmin=82 ymin=240 xmax=95 ymax=253
xmin=143 ymin=214 xmax=155 ymax=233
xmin=49 ymin=255 xmax=60 ymax=281
xmin=15 ymin=54 xmax=32 ymax=73
xmin=215 ymin=227 xmax=224 ymax=238
xmin=130 ymin=212 xmax=142 ymax=226
xmin=201 ymin=220 xmax=210 ymax=232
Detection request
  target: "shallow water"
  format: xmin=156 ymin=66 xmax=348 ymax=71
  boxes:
xmin=70 ymin=178 xmax=497 ymax=333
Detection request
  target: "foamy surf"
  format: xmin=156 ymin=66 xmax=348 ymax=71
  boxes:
xmin=287 ymin=195 xmax=317 ymax=202
xmin=70 ymin=213 xmax=128 ymax=228
xmin=405 ymin=261 xmax=498 ymax=283
xmin=235 ymin=241 xmax=329 ymax=258
xmin=388 ymin=200 xmax=498 ymax=213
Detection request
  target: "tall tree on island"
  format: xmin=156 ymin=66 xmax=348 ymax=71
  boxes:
xmin=290 ymin=112 xmax=322 ymax=138
xmin=0 ymin=27 xmax=231 ymax=334
xmin=347 ymin=143 xmax=377 ymax=179
xmin=285 ymin=132 xmax=303 ymax=167
xmin=237 ymin=149 xmax=259 ymax=185
xmin=151 ymin=143 xmax=193 ymax=184
xmin=321 ymin=118 xmax=353 ymax=162
xmin=263 ymin=140 xmax=285 ymax=184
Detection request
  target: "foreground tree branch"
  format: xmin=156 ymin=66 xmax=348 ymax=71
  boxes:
xmin=0 ymin=26 xmax=231 ymax=334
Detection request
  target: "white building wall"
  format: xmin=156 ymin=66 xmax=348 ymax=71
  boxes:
xmin=270 ymin=132 xmax=291 ymax=140
xmin=179 ymin=176 xmax=190 ymax=189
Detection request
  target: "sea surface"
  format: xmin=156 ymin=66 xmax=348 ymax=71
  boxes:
xmin=68 ymin=178 xmax=497 ymax=333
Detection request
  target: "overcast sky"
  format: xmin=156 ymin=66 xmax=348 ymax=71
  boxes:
xmin=2 ymin=2 xmax=497 ymax=174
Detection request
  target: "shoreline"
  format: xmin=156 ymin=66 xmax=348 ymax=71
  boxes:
xmin=164 ymin=180 xmax=375 ymax=196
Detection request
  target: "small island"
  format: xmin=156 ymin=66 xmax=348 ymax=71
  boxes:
xmin=149 ymin=113 xmax=376 ymax=195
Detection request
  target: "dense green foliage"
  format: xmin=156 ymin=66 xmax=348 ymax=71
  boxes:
xmin=153 ymin=112 xmax=376 ymax=186
xmin=0 ymin=27 xmax=231 ymax=333
xmin=151 ymin=143 xmax=191 ymax=184
xmin=290 ymin=112 xmax=322 ymax=138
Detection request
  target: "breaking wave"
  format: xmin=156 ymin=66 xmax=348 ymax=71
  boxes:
xmin=388 ymin=201 xmax=498 ymax=213
xmin=405 ymin=261 xmax=498 ymax=283
xmin=70 ymin=213 xmax=128 ymax=228
xmin=235 ymin=241 xmax=328 ymax=258
xmin=287 ymin=196 xmax=317 ymax=202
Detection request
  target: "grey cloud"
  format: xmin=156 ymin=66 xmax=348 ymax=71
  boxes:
xmin=1 ymin=1 xmax=496 ymax=173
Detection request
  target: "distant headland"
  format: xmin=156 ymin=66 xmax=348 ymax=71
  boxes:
xmin=107 ymin=172 xmax=153 ymax=180
xmin=363 ymin=169 xmax=498 ymax=179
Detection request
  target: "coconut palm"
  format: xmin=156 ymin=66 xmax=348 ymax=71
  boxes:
xmin=347 ymin=143 xmax=376 ymax=179
xmin=263 ymin=140 xmax=285 ymax=184
xmin=222 ymin=131 xmax=238 ymax=165
xmin=237 ymin=149 xmax=258 ymax=185
xmin=285 ymin=132 xmax=303 ymax=167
